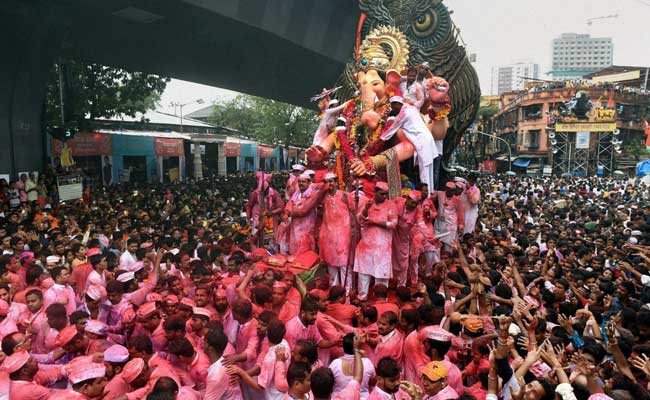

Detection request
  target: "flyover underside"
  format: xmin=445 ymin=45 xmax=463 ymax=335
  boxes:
xmin=0 ymin=0 xmax=357 ymax=177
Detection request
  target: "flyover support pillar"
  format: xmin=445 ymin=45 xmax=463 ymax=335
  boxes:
xmin=0 ymin=14 xmax=60 ymax=179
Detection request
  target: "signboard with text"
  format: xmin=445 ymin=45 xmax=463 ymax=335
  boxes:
xmin=576 ymin=132 xmax=591 ymax=149
xmin=154 ymin=138 xmax=184 ymax=157
xmin=51 ymin=133 xmax=112 ymax=156
xmin=224 ymin=142 xmax=241 ymax=157
xmin=480 ymin=160 xmax=497 ymax=173
xmin=555 ymin=122 xmax=617 ymax=132
xmin=258 ymin=145 xmax=274 ymax=158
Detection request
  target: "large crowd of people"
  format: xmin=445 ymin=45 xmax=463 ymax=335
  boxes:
xmin=0 ymin=166 xmax=649 ymax=400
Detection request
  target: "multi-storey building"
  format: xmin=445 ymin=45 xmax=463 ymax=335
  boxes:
xmin=491 ymin=63 xmax=540 ymax=95
xmin=491 ymin=67 xmax=649 ymax=175
xmin=550 ymin=33 xmax=613 ymax=80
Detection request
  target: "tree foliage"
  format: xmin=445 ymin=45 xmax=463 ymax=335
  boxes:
xmin=208 ymin=95 xmax=318 ymax=148
xmin=477 ymin=105 xmax=499 ymax=121
xmin=45 ymin=61 xmax=170 ymax=128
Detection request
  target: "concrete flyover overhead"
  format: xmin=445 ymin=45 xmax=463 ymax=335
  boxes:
xmin=0 ymin=0 xmax=359 ymax=177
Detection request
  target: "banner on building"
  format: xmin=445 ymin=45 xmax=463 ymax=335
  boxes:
xmin=480 ymin=160 xmax=497 ymax=173
xmin=154 ymin=138 xmax=184 ymax=157
xmin=224 ymin=142 xmax=241 ymax=157
xmin=51 ymin=133 xmax=112 ymax=156
xmin=258 ymin=145 xmax=274 ymax=158
xmin=591 ymin=70 xmax=640 ymax=84
xmin=555 ymin=122 xmax=617 ymax=132
xmin=576 ymin=132 xmax=591 ymax=149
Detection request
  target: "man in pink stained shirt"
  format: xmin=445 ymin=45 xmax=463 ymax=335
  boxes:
xmin=204 ymin=328 xmax=244 ymax=399
xmin=458 ymin=174 xmax=481 ymax=235
xmin=285 ymin=164 xmax=304 ymax=201
xmin=24 ymin=289 xmax=50 ymax=355
xmin=353 ymin=182 xmax=397 ymax=301
xmin=285 ymin=173 xmax=327 ymax=254
xmin=246 ymin=172 xmax=285 ymax=238
xmin=85 ymin=248 xmax=108 ymax=294
xmin=432 ymin=182 xmax=464 ymax=252
xmin=227 ymin=319 xmax=291 ymax=400
xmin=421 ymin=326 xmax=464 ymax=396
xmin=319 ymin=172 xmax=358 ymax=293
xmin=355 ymin=305 xmax=379 ymax=362
xmin=43 ymin=266 xmax=77 ymax=317
xmin=167 ymin=337 xmax=211 ymax=391
xmin=221 ymin=299 xmax=260 ymax=371
xmin=371 ymin=284 xmax=400 ymax=318
xmin=0 ymin=299 xmax=17 ymax=341
xmin=392 ymin=190 xmax=422 ymax=286
xmin=367 ymin=357 xmax=412 ymax=400
xmin=2 ymin=350 xmax=65 ymax=400
xmin=271 ymin=282 xmax=299 ymax=324
xmin=401 ymin=309 xmax=441 ymax=386
xmin=49 ymin=358 xmax=107 ymax=400
xmin=134 ymin=302 xmax=167 ymax=354
xmin=373 ymin=311 xmax=404 ymax=365
xmin=284 ymin=299 xmax=339 ymax=352
xmin=127 ymin=335 xmax=184 ymax=386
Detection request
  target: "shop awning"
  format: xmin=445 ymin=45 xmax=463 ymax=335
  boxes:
xmin=513 ymin=158 xmax=531 ymax=168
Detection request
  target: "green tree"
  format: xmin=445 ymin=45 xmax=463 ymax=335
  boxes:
xmin=209 ymin=95 xmax=318 ymax=148
xmin=207 ymin=95 xmax=257 ymax=135
xmin=45 ymin=61 xmax=170 ymax=128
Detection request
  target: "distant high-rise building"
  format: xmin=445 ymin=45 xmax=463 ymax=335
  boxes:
xmin=490 ymin=63 xmax=540 ymax=95
xmin=550 ymin=33 xmax=613 ymax=80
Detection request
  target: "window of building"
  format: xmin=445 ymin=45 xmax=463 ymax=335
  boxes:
xmin=525 ymin=130 xmax=540 ymax=149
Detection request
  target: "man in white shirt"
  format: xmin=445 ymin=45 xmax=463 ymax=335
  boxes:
xmin=329 ymin=333 xmax=375 ymax=400
xmin=204 ymin=328 xmax=243 ymax=399
xmin=119 ymin=238 xmax=139 ymax=271
xmin=399 ymin=67 xmax=425 ymax=111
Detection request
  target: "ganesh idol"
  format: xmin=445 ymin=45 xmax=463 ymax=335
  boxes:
xmin=305 ymin=26 xmax=451 ymax=197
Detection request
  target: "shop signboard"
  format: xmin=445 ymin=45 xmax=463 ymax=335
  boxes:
xmin=258 ymin=145 xmax=274 ymax=158
xmin=154 ymin=138 xmax=184 ymax=157
xmin=51 ymin=132 xmax=112 ymax=156
xmin=224 ymin=142 xmax=241 ymax=157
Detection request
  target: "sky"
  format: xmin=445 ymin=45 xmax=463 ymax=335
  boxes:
xmin=159 ymin=0 xmax=650 ymax=115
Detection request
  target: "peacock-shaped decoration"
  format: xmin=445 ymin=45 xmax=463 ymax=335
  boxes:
xmin=334 ymin=0 xmax=481 ymax=163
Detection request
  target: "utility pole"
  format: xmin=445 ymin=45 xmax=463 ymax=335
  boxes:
xmin=472 ymin=128 xmax=512 ymax=172
xmin=171 ymin=99 xmax=204 ymax=180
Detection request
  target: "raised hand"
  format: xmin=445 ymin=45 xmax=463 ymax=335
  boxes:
xmin=571 ymin=353 xmax=596 ymax=377
xmin=399 ymin=381 xmax=423 ymax=400
xmin=509 ymin=376 xmax=526 ymax=400
xmin=516 ymin=335 xmax=529 ymax=350
xmin=630 ymin=353 xmax=650 ymax=378
xmin=523 ymin=316 xmax=538 ymax=332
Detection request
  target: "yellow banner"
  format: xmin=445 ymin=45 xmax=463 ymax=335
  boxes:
xmin=555 ymin=122 xmax=617 ymax=132
xmin=594 ymin=109 xmax=616 ymax=122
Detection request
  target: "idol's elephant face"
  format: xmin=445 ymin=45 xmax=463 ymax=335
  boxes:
xmin=357 ymin=69 xmax=386 ymax=111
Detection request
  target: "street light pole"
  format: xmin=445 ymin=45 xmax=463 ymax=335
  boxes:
xmin=472 ymin=129 xmax=512 ymax=172
xmin=171 ymin=99 xmax=204 ymax=180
